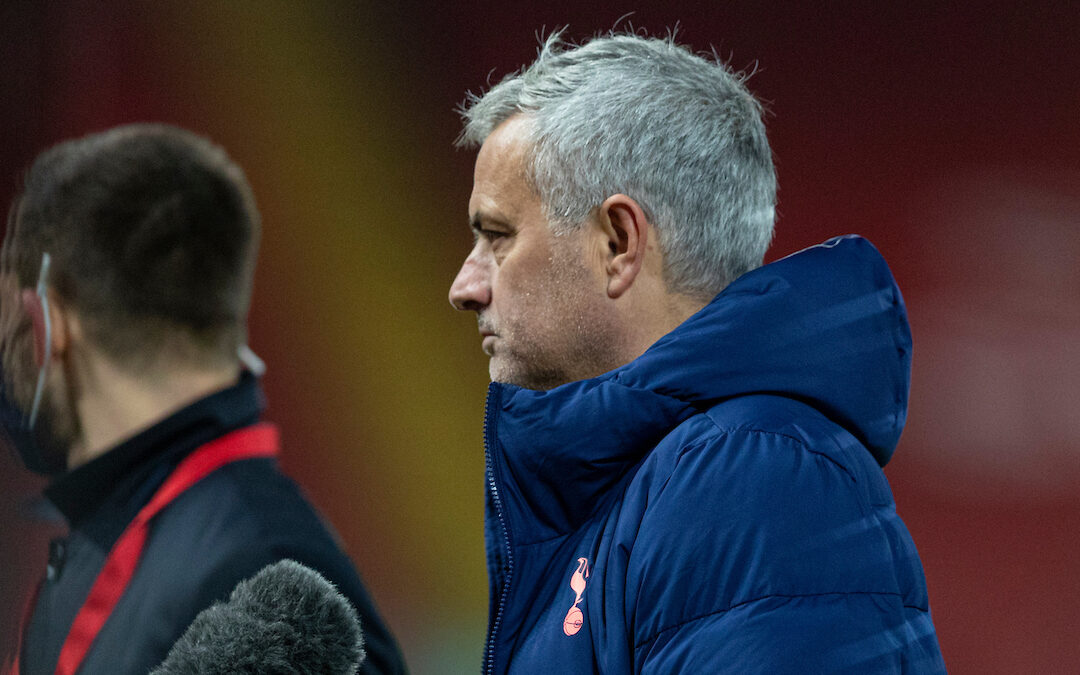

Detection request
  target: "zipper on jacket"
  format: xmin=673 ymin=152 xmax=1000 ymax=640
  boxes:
xmin=483 ymin=385 xmax=512 ymax=675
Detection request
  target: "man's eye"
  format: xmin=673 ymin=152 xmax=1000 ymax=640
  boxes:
xmin=481 ymin=229 xmax=508 ymax=241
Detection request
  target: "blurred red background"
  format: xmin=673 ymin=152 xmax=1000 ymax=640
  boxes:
xmin=1 ymin=1 xmax=1077 ymax=672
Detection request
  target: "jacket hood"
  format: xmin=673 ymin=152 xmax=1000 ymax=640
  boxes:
xmin=487 ymin=235 xmax=912 ymax=542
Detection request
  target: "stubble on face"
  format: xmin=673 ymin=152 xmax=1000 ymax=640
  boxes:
xmin=463 ymin=115 xmax=631 ymax=391
xmin=0 ymin=269 xmax=79 ymax=464
xmin=484 ymin=230 xmax=626 ymax=390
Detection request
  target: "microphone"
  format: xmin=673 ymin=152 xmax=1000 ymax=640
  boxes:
xmin=150 ymin=559 xmax=365 ymax=674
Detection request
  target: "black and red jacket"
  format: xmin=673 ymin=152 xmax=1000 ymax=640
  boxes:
xmin=17 ymin=373 xmax=406 ymax=674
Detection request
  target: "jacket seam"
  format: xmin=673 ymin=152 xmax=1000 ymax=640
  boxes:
xmin=634 ymin=590 xmax=923 ymax=650
xmin=516 ymin=532 xmax=571 ymax=548
xmin=689 ymin=422 xmax=858 ymax=484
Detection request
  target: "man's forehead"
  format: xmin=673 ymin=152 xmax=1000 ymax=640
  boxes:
xmin=479 ymin=115 xmax=534 ymax=159
xmin=469 ymin=116 xmax=536 ymax=223
xmin=468 ymin=174 xmax=525 ymax=227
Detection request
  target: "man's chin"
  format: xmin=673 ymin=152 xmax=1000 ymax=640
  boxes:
xmin=488 ymin=357 xmax=506 ymax=384
xmin=489 ymin=358 xmax=566 ymax=391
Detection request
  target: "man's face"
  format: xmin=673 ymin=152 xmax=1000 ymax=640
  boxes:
xmin=449 ymin=116 xmax=622 ymax=390
xmin=0 ymin=245 xmax=78 ymax=471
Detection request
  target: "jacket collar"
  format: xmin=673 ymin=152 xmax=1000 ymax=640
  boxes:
xmin=486 ymin=236 xmax=912 ymax=545
xmin=45 ymin=372 xmax=264 ymax=527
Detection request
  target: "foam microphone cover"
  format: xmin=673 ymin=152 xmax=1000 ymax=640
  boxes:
xmin=150 ymin=559 xmax=364 ymax=674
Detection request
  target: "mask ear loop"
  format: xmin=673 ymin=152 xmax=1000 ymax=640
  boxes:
xmin=28 ymin=252 xmax=51 ymax=428
xmin=237 ymin=344 xmax=266 ymax=377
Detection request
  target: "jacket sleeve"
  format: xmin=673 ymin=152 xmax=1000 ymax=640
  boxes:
xmin=625 ymin=425 xmax=945 ymax=674
xmin=635 ymin=593 xmax=943 ymax=674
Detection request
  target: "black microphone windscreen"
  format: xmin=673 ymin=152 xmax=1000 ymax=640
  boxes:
xmin=150 ymin=559 xmax=365 ymax=674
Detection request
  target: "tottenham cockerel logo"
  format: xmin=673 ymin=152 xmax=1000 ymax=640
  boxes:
xmin=562 ymin=557 xmax=589 ymax=636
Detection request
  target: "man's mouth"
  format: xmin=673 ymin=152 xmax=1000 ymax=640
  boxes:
xmin=477 ymin=319 xmax=496 ymax=339
xmin=478 ymin=328 xmax=496 ymax=355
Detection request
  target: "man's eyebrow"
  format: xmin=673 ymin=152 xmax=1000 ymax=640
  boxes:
xmin=469 ymin=211 xmax=510 ymax=231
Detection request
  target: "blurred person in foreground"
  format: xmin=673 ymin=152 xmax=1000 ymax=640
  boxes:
xmin=0 ymin=124 xmax=405 ymax=674
xmin=449 ymin=31 xmax=946 ymax=674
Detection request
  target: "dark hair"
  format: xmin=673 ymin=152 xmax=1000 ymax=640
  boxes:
xmin=2 ymin=123 xmax=260 ymax=368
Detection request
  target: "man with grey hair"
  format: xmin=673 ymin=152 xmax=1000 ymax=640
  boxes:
xmin=449 ymin=31 xmax=945 ymax=673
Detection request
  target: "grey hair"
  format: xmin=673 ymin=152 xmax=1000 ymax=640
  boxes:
xmin=458 ymin=30 xmax=777 ymax=298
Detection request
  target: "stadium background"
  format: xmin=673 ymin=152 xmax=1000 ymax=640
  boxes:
xmin=1 ymin=1 xmax=1077 ymax=672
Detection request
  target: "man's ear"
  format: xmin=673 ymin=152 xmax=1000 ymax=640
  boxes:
xmin=598 ymin=194 xmax=650 ymax=299
xmin=21 ymin=288 xmax=69 ymax=367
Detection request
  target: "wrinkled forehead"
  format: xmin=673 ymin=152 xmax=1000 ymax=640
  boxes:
xmin=475 ymin=117 xmax=534 ymax=179
xmin=469 ymin=116 xmax=540 ymax=217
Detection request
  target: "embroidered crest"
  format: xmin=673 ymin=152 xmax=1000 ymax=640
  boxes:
xmin=562 ymin=557 xmax=589 ymax=636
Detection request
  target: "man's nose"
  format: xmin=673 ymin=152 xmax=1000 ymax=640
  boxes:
xmin=449 ymin=249 xmax=491 ymax=311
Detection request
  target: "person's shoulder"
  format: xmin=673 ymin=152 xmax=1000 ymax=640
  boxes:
xmin=619 ymin=396 xmax=940 ymax=671
xmin=700 ymin=393 xmax=852 ymax=453
xmin=141 ymin=458 xmax=408 ymax=674
xmin=633 ymin=393 xmax=867 ymax=505
xmin=620 ymin=395 xmax=900 ymax=639
xmin=203 ymin=458 xmax=324 ymax=525
xmin=151 ymin=457 xmax=352 ymax=575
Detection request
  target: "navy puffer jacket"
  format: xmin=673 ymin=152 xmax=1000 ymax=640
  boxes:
xmin=481 ymin=236 xmax=946 ymax=674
